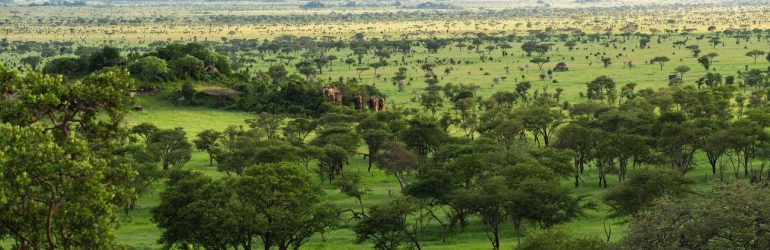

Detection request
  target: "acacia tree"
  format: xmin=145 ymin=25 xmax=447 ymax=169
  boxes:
xmin=194 ymin=129 xmax=222 ymax=166
xmin=148 ymin=128 xmax=193 ymax=170
xmin=603 ymin=168 xmax=693 ymax=218
xmin=128 ymin=56 xmax=170 ymax=83
xmin=131 ymin=122 xmax=159 ymax=143
xmin=656 ymin=113 xmax=701 ymax=174
xmin=362 ymin=129 xmax=393 ymax=171
xmin=170 ymin=55 xmax=204 ymax=79
xmin=233 ymin=164 xmax=338 ymax=250
xmin=153 ymin=165 xmax=337 ymax=250
xmin=311 ymin=126 xmax=360 ymax=183
xmin=685 ymin=45 xmax=700 ymax=57
xmin=282 ymin=118 xmax=317 ymax=146
xmin=151 ymin=171 xmax=251 ymax=250
xmin=745 ymin=49 xmax=766 ymax=63
xmin=675 ymin=65 xmax=690 ymax=80
xmin=334 ymin=173 xmax=369 ymax=217
xmin=400 ymin=117 xmax=447 ymax=157
xmin=586 ymin=76 xmax=617 ymax=104
xmin=420 ymin=90 xmax=444 ymax=117
xmin=700 ymin=128 xmax=731 ymax=176
xmin=215 ymin=135 xmax=299 ymax=176
xmin=529 ymin=57 xmax=549 ymax=71
xmin=650 ymin=56 xmax=670 ymax=71
xmin=246 ymin=112 xmax=285 ymax=140
xmin=553 ymin=124 xmax=599 ymax=187
xmin=0 ymin=66 xmax=135 ymax=249
xmin=697 ymin=55 xmax=711 ymax=70
xmin=375 ymin=141 xmax=422 ymax=190
xmin=517 ymin=105 xmax=565 ymax=147
xmin=354 ymin=197 xmax=425 ymax=250
xmin=453 ymin=161 xmax=588 ymax=250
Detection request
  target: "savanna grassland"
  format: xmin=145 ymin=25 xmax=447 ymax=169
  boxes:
xmin=3 ymin=1 xmax=770 ymax=250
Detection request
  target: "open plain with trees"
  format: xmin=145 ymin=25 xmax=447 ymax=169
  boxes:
xmin=3 ymin=0 xmax=770 ymax=249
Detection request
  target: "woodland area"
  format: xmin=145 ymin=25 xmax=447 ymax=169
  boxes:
xmin=3 ymin=0 xmax=770 ymax=249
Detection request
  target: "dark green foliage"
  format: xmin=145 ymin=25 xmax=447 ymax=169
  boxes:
xmin=153 ymin=165 xmax=338 ymax=250
xmin=170 ymin=54 xmax=204 ymax=79
xmin=697 ymin=55 xmax=711 ymax=70
xmin=400 ymin=117 xmax=447 ymax=156
xmin=586 ymin=76 xmax=617 ymax=103
xmin=214 ymin=135 xmax=299 ymax=176
xmin=0 ymin=124 xmax=125 ymax=249
xmin=128 ymin=56 xmax=170 ymax=85
xmin=312 ymin=124 xmax=360 ymax=151
xmin=151 ymin=170 xmax=250 ymax=250
xmin=603 ymin=168 xmax=693 ymax=218
xmin=375 ymin=141 xmax=422 ymax=189
xmin=194 ymin=129 xmax=222 ymax=166
xmin=88 ymin=46 xmax=124 ymax=71
xmin=333 ymin=173 xmax=368 ymax=216
xmin=0 ymin=65 xmax=135 ymax=249
xmin=362 ymin=129 xmax=393 ymax=171
xmin=354 ymin=197 xmax=422 ymax=250
xmin=43 ymin=57 xmax=87 ymax=76
xmin=130 ymin=122 xmax=159 ymax=143
xmin=406 ymin=137 xmax=590 ymax=250
xmin=147 ymin=128 xmax=193 ymax=170
xmin=282 ymin=118 xmax=318 ymax=146
xmin=618 ymin=183 xmax=770 ymax=249
xmin=0 ymin=66 xmax=135 ymax=144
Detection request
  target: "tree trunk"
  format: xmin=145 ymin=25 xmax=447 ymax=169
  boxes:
xmin=368 ymin=149 xmax=375 ymax=172
xmin=263 ymin=234 xmax=272 ymax=250
xmin=707 ymin=154 xmax=718 ymax=175
xmin=744 ymin=151 xmax=750 ymax=177
xmin=492 ymin=229 xmax=500 ymax=250
xmin=618 ymin=158 xmax=628 ymax=182
xmin=574 ymin=157 xmax=581 ymax=187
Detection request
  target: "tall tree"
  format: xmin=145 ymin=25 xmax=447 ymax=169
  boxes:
xmin=147 ymin=128 xmax=193 ymax=170
xmin=194 ymin=129 xmax=222 ymax=166
xmin=529 ymin=57 xmax=550 ymax=71
xmin=0 ymin=124 xmax=126 ymax=249
xmin=517 ymin=106 xmax=565 ymax=147
xmin=354 ymin=197 xmax=424 ymax=250
xmin=236 ymin=164 xmax=338 ymax=250
xmin=650 ymin=56 xmax=670 ymax=71
xmin=375 ymin=142 xmax=422 ymax=189
xmin=745 ymin=49 xmax=766 ymax=63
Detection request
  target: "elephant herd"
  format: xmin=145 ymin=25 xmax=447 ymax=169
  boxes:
xmin=323 ymin=85 xmax=386 ymax=112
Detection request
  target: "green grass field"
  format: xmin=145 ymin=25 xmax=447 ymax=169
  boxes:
xmin=241 ymin=36 xmax=769 ymax=111
xmin=108 ymin=29 xmax=770 ymax=248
